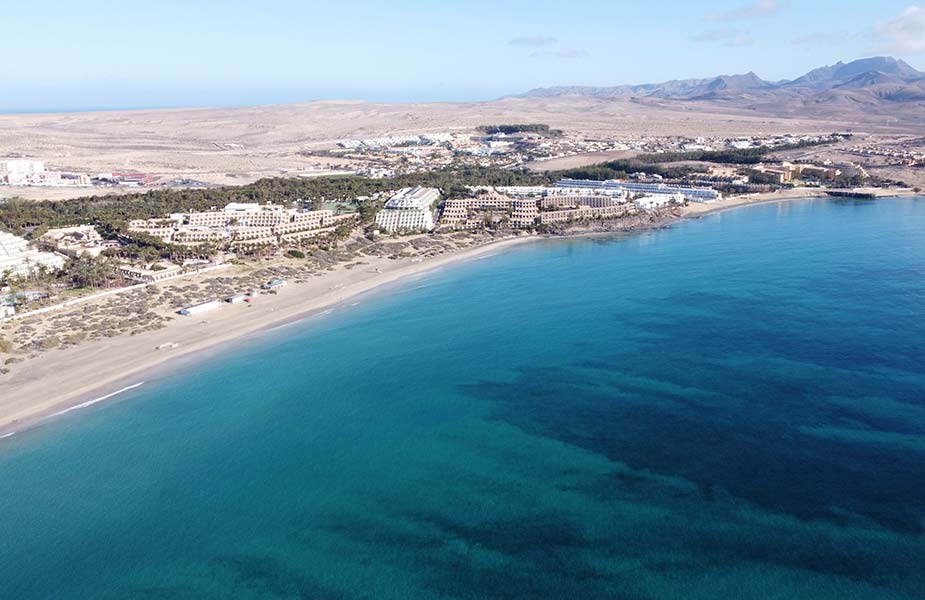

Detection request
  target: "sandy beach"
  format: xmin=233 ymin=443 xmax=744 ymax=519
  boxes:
xmin=681 ymin=187 xmax=827 ymax=217
xmin=0 ymin=235 xmax=537 ymax=438
xmin=681 ymin=186 xmax=919 ymax=219
xmin=1 ymin=190 xmax=914 ymax=439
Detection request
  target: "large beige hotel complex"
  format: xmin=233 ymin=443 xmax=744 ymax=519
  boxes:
xmin=375 ymin=184 xmax=680 ymax=233
xmin=128 ymin=202 xmax=358 ymax=249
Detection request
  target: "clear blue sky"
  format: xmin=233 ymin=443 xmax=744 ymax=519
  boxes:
xmin=3 ymin=0 xmax=924 ymax=112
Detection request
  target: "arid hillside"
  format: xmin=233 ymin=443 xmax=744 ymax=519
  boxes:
xmin=0 ymin=94 xmax=917 ymax=190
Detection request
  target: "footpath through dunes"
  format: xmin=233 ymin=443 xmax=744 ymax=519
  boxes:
xmin=0 ymin=196 xmax=923 ymax=599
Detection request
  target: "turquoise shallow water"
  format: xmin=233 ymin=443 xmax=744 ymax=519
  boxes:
xmin=1 ymin=197 xmax=924 ymax=599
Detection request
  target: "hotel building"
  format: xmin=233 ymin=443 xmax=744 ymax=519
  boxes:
xmin=128 ymin=203 xmax=356 ymax=248
xmin=634 ymin=194 xmax=683 ymax=210
xmin=441 ymin=187 xmax=634 ymax=230
xmin=0 ymin=231 xmax=68 ymax=279
xmin=40 ymin=226 xmax=116 ymax=258
xmin=510 ymin=198 xmax=540 ymax=228
xmin=375 ymin=187 xmax=439 ymax=232
xmin=557 ymin=178 xmax=720 ymax=202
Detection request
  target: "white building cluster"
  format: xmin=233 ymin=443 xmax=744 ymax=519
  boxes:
xmin=439 ymin=186 xmax=639 ymax=230
xmin=338 ymin=133 xmax=462 ymax=150
xmin=375 ymin=187 xmax=440 ymax=232
xmin=0 ymin=230 xmax=68 ymax=280
xmin=0 ymin=160 xmax=92 ymax=187
xmin=634 ymin=194 xmax=683 ymax=210
xmin=128 ymin=203 xmax=358 ymax=249
xmin=556 ymin=178 xmax=719 ymax=202
xmin=118 ymin=261 xmax=185 ymax=283
xmin=40 ymin=226 xmax=119 ymax=258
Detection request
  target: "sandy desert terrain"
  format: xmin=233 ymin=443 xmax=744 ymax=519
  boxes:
xmin=0 ymin=97 xmax=908 ymax=193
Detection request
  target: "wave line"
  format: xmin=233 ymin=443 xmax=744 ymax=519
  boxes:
xmin=49 ymin=381 xmax=146 ymax=418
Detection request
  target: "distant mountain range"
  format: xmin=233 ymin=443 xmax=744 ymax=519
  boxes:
xmin=514 ymin=57 xmax=925 ymax=108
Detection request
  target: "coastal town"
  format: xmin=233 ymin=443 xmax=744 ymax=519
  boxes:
xmin=0 ymin=121 xmax=919 ymax=434
xmin=1 ymin=124 xmax=916 ymax=324
xmin=1 ymin=177 xmax=693 ymax=319
xmin=3 ymin=129 xmax=918 ymax=192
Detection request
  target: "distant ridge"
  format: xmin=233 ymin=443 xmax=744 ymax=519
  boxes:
xmin=513 ymin=57 xmax=925 ymax=106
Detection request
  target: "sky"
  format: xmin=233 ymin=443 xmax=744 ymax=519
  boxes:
xmin=3 ymin=0 xmax=925 ymax=112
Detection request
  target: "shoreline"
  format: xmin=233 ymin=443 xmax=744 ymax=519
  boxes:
xmin=680 ymin=188 xmax=826 ymax=218
xmin=680 ymin=186 xmax=919 ymax=219
xmin=0 ymin=191 xmax=913 ymax=441
xmin=0 ymin=235 xmax=538 ymax=439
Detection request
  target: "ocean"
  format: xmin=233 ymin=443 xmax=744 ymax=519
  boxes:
xmin=1 ymin=197 xmax=923 ymax=599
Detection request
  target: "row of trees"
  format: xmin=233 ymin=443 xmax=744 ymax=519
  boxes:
xmin=0 ymin=136 xmax=851 ymax=239
xmin=554 ymin=139 xmax=848 ymax=182
xmin=477 ymin=124 xmax=562 ymax=136
xmin=624 ymin=138 xmax=845 ymax=166
xmin=558 ymin=161 xmax=697 ymax=181
xmin=0 ymin=166 xmax=552 ymax=239
xmin=2 ymin=254 xmax=125 ymax=294
xmin=63 ymin=255 xmax=124 ymax=289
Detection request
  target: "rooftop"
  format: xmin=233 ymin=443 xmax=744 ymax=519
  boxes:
xmin=384 ymin=187 xmax=440 ymax=210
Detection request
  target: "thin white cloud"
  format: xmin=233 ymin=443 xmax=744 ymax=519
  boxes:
xmin=791 ymin=31 xmax=846 ymax=46
xmin=706 ymin=0 xmax=780 ymax=22
xmin=692 ymin=29 xmax=753 ymax=46
xmin=725 ymin=33 xmax=754 ymax=47
xmin=530 ymin=48 xmax=590 ymax=59
xmin=692 ymin=28 xmax=737 ymax=42
xmin=871 ymin=5 xmax=925 ymax=54
xmin=508 ymin=35 xmax=557 ymax=47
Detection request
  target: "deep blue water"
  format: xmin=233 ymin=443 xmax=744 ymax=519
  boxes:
xmin=1 ymin=197 xmax=924 ymax=599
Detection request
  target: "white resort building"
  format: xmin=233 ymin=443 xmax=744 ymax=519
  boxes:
xmin=0 ymin=160 xmax=45 ymax=186
xmin=634 ymin=194 xmax=683 ymax=210
xmin=128 ymin=202 xmax=357 ymax=249
xmin=118 ymin=262 xmax=184 ymax=284
xmin=0 ymin=230 xmax=67 ymax=279
xmin=557 ymin=178 xmax=719 ymax=202
xmin=439 ymin=186 xmax=636 ymax=230
xmin=40 ymin=225 xmax=116 ymax=258
xmin=375 ymin=187 xmax=439 ymax=232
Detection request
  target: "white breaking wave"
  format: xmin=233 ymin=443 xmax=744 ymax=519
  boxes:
xmin=49 ymin=382 xmax=146 ymax=418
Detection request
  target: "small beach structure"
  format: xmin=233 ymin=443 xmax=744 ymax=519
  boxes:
xmin=261 ymin=278 xmax=287 ymax=290
xmin=0 ymin=230 xmax=67 ymax=277
xmin=177 ymin=299 xmax=221 ymax=316
xmin=226 ymin=294 xmax=249 ymax=304
xmin=633 ymin=194 xmax=680 ymax=210
xmin=0 ymin=303 xmax=15 ymax=319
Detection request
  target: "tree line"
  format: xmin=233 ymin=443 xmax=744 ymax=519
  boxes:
xmin=628 ymin=138 xmax=845 ymax=166
xmin=0 ymin=166 xmax=552 ymax=238
xmin=555 ymin=138 xmax=846 ymax=181
xmin=0 ymin=137 xmax=849 ymax=239
xmin=477 ymin=124 xmax=563 ymax=136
